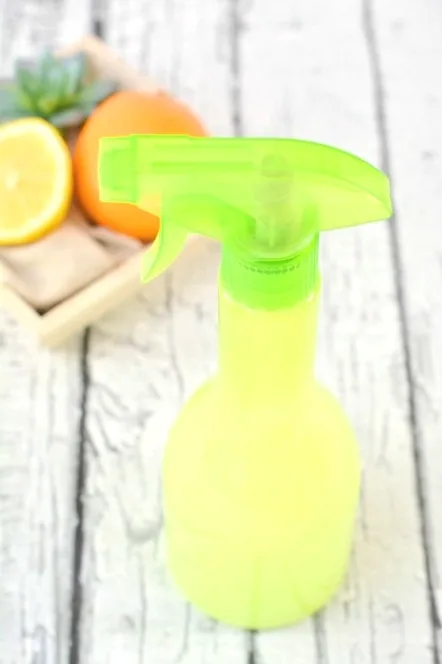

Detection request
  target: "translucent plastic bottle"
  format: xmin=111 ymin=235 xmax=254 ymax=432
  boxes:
xmin=98 ymin=136 xmax=392 ymax=628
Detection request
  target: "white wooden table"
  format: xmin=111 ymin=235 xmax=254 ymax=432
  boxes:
xmin=1 ymin=0 xmax=442 ymax=662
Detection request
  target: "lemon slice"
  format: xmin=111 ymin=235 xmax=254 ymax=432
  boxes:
xmin=0 ymin=118 xmax=72 ymax=245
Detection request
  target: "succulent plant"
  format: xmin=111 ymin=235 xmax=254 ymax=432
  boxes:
xmin=0 ymin=50 xmax=118 ymax=129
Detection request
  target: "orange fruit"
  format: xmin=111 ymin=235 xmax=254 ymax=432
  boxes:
xmin=0 ymin=118 xmax=72 ymax=245
xmin=73 ymin=90 xmax=207 ymax=241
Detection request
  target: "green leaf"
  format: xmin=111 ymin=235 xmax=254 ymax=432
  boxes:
xmin=80 ymin=79 xmax=118 ymax=106
xmin=50 ymin=107 xmax=87 ymax=128
xmin=13 ymin=88 xmax=36 ymax=113
xmin=33 ymin=53 xmax=64 ymax=113
xmin=14 ymin=58 xmax=40 ymax=111
xmin=16 ymin=51 xmax=54 ymax=109
xmin=0 ymin=81 xmax=38 ymax=117
xmin=45 ymin=64 xmax=68 ymax=99
xmin=16 ymin=66 xmax=38 ymax=93
xmin=34 ymin=91 xmax=62 ymax=116
xmin=61 ymin=52 xmax=88 ymax=97
xmin=37 ymin=50 xmax=56 ymax=85
xmin=14 ymin=68 xmax=39 ymax=111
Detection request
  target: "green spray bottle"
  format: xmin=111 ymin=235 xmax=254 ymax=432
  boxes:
xmin=98 ymin=135 xmax=392 ymax=629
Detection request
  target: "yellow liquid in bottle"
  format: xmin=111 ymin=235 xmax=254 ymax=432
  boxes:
xmin=163 ymin=282 xmax=360 ymax=628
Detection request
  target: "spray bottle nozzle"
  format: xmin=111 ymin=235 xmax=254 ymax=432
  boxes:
xmin=98 ymin=135 xmax=392 ymax=306
xmin=99 ymin=137 xmax=139 ymax=205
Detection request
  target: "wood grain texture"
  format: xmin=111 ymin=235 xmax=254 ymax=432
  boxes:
xmin=0 ymin=328 xmax=83 ymax=664
xmin=240 ymin=0 xmax=434 ymax=661
xmin=0 ymin=2 xmax=92 ymax=663
xmin=79 ymin=1 xmax=249 ymax=662
xmin=370 ymin=0 xmax=442 ymax=657
xmin=1 ymin=0 xmax=441 ymax=663
xmin=0 ymin=0 xmax=92 ymax=74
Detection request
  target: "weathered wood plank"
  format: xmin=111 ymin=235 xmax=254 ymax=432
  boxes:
xmin=240 ymin=0 xmax=434 ymax=661
xmin=104 ymin=0 xmax=233 ymax=135
xmin=80 ymin=1 xmax=249 ymax=662
xmin=0 ymin=327 xmax=83 ymax=664
xmin=370 ymin=0 xmax=442 ymax=657
xmin=0 ymin=2 xmax=92 ymax=663
xmin=0 ymin=0 xmax=93 ymax=73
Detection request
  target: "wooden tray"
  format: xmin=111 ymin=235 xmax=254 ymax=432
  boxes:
xmin=0 ymin=36 xmax=161 ymax=346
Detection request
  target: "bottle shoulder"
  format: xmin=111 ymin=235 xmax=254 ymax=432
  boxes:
xmin=164 ymin=378 xmax=360 ymax=539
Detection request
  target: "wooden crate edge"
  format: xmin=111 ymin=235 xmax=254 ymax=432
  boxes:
xmin=0 ymin=284 xmax=43 ymax=334
xmin=57 ymin=35 xmax=159 ymax=93
xmin=37 ymin=251 xmax=144 ymax=346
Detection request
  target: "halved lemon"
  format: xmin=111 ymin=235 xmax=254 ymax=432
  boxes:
xmin=0 ymin=118 xmax=72 ymax=245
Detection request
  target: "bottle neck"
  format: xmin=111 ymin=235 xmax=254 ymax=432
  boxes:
xmin=217 ymin=278 xmax=320 ymax=408
xmin=220 ymin=235 xmax=319 ymax=311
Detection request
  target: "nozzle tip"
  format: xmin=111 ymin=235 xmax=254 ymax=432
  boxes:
xmin=98 ymin=137 xmax=138 ymax=204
